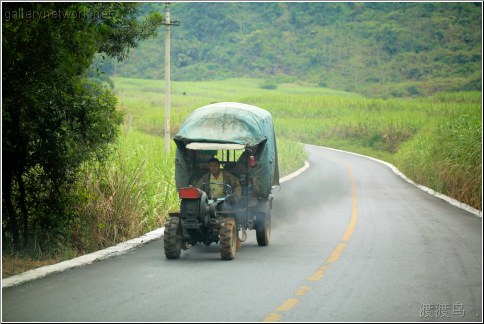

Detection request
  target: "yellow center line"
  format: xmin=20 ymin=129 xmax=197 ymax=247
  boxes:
xmin=277 ymin=298 xmax=299 ymax=312
xmin=263 ymin=166 xmax=359 ymax=322
xmin=296 ymin=285 xmax=311 ymax=296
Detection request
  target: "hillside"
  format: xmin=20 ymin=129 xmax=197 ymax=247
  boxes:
xmin=107 ymin=2 xmax=482 ymax=97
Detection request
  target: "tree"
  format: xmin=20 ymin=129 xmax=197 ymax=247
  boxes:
xmin=2 ymin=3 xmax=163 ymax=249
xmin=112 ymin=2 xmax=481 ymax=96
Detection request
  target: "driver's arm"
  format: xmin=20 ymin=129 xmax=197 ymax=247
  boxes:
xmin=195 ymin=174 xmax=207 ymax=191
xmin=226 ymin=172 xmax=241 ymax=198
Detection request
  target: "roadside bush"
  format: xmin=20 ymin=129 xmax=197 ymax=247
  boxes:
xmin=277 ymin=139 xmax=308 ymax=177
xmin=73 ymin=160 xmax=147 ymax=252
xmin=396 ymin=114 xmax=482 ymax=210
xmin=71 ymin=128 xmax=180 ymax=253
xmin=260 ymin=80 xmax=278 ymax=90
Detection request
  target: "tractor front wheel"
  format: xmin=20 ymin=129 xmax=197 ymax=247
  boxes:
xmin=220 ymin=217 xmax=237 ymax=260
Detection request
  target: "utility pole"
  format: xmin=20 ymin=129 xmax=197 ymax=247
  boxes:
xmin=162 ymin=3 xmax=179 ymax=155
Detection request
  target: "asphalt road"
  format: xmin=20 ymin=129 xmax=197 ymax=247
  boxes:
xmin=2 ymin=144 xmax=482 ymax=322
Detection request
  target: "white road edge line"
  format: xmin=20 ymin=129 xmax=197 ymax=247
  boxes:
xmin=2 ymin=160 xmax=311 ymax=289
xmin=280 ymin=160 xmax=311 ymax=184
xmin=306 ymin=143 xmax=482 ymax=218
xmin=2 ymin=228 xmax=165 ymax=289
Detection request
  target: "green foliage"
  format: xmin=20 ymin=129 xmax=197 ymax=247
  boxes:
xmin=260 ymin=80 xmax=278 ymax=90
xmin=13 ymin=75 xmax=478 ymax=260
xmin=73 ymin=130 xmax=179 ymax=252
xmin=395 ymin=102 xmax=482 ymax=209
xmin=277 ymin=139 xmax=307 ymax=177
xmin=110 ymin=76 xmax=481 ymax=212
xmin=2 ymin=2 xmax=163 ymax=251
xmin=111 ymin=2 xmax=481 ymax=97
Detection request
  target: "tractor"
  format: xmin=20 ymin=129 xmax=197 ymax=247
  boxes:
xmin=164 ymin=102 xmax=279 ymax=260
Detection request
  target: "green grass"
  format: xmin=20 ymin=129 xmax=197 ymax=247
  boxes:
xmin=73 ymin=129 xmax=180 ymax=251
xmin=111 ymin=76 xmax=481 ymax=209
xmin=72 ymin=76 xmax=480 ymax=254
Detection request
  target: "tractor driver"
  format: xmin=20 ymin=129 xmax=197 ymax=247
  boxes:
xmin=196 ymin=158 xmax=241 ymax=200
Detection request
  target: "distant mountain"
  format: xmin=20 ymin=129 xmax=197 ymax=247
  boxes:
xmin=107 ymin=2 xmax=482 ymax=97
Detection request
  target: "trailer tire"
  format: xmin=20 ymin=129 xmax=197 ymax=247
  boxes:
xmin=256 ymin=209 xmax=271 ymax=246
xmin=220 ymin=217 xmax=237 ymax=260
xmin=164 ymin=217 xmax=182 ymax=259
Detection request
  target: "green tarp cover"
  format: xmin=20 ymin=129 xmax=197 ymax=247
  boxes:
xmin=174 ymin=102 xmax=279 ymax=196
xmin=174 ymin=102 xmax=272 ymax=146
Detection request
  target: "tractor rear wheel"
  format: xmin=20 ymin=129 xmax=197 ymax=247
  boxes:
xmin=256 ymin=209 xmax=271 ymax=246
xmin=164 ymin=217 xmax=182 ymax=259
xmin=220 ymin=217 xmax=237 ymax=260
